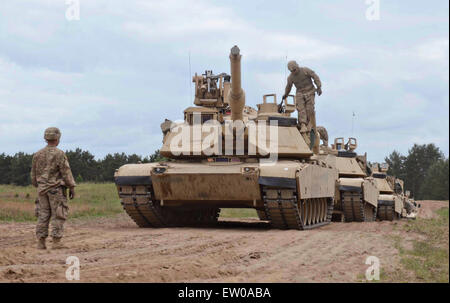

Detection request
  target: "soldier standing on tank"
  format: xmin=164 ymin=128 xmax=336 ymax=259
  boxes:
xmin=31 ymin=127 xmax=76 ymax=250
xmin=317 ymin=126 xmax=329 ymax=147
xmin=282 ymin=60 xmax=322 ymax=134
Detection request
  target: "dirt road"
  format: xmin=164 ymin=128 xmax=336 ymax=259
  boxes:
xmin=0 ymin=201 xmax=447 ymax=282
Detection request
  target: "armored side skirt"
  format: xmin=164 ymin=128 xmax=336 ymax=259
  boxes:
xmin=337 ymin=177 xmax=378 ymax=208
xmin=378 ymin=194 xmax=403 ymax=215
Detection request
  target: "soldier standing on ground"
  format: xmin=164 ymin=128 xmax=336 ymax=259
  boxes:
xmin=282 ymin=60 xmax=322 ymax=134
xmin=31 ymin=127 xmax=76 ymax=250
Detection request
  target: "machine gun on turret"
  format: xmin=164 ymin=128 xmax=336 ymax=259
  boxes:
xmin=193 ymin=70 xmax=230 ymax=108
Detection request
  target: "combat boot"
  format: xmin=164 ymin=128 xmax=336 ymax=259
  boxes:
xmin=52 ymin=237 xmax=65 ymax=249
xmin=37 ymin=238 xmax=46 ymax=250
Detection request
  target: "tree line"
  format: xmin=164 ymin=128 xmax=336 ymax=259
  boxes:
xmin=0 ymin=148 xmax=165 ymax=185
xmin=0 ymin=143 xmax=448 ymax=200
xmin=385 ymin=143 xmax=448 ymax=200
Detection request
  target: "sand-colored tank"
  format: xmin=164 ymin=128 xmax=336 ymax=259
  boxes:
xmin=114 ymin=46 xmax=338 ymax=230
xmin=392 ymin=178 xmax=420 ymax=219
xmin=319 ymin=137 xmax=379 ymax=222
xmin=402 ymin=189 xmax=420 ymax=219
xmin=370 ymin=163 xmax=403 ymax=220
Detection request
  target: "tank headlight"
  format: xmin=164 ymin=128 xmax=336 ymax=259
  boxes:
xmin=153 ymin=167 xmax=166 ymax=174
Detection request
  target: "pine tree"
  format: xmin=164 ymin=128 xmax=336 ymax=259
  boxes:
xmin=404 ymin=144 xmax=444 ymax=199
xmin=385 ymin=150 xmax=406 ymax=181
xmin=419 ymin=158 xmax=449 ymax=200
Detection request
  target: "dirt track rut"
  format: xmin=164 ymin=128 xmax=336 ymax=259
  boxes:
xmin=0 ymin=201 xmax=446 ymax=282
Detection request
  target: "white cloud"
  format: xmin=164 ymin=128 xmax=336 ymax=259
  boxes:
xmin=122 ymin=0 xmax=347 ymax=62
xmin=0 ymin=0 xmax=448 ymax=162
xmin=414 ymin=38 xmax=449 ymax=61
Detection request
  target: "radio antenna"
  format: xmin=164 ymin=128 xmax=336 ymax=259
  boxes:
xmin=351 ymin=111 xmax=355 ymax=136
xmin=188 ymin=50 xmax=192 ymax=104
xmin=285 ymin=51 xmax=288 ymax=79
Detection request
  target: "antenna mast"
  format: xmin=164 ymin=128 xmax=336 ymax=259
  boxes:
xmin=285 ymin=52 xmax=288 ymax=79
xmin=189 ymin=50 xmax=192 ymax=104
xmin=351 ymin=111 xmax=355 ymax=136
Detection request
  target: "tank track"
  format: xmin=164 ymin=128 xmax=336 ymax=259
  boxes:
xmin=331 ymin=212 xmax=345 ymax=222
xmin=342 ymin=191 xmax=377 ymax=222
xmin=118 ymin=185 xmax=220 ymax=227
xmin=261 ymin=186 xmax=333 ymax=230
xmin=378 ymin=205 xmax=397 ymax=221
xmin=256 ymin=210 xmax=269 ymax=221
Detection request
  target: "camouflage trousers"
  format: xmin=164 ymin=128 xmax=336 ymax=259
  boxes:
xmin=36 ymin=187 xmax=69 ymax=239
xmin=317 ymin=126 xmax=329 ymax=146
xmin=296 ymin=92 xmax=315 ymax=128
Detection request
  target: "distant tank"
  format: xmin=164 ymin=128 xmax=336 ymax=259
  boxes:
xmin=114 ymin=45 xmax=338 ymax=230
xmin=319 ymin=137 xmax=379 ymax=222
xmin=402 ymin=189 xmax=420 ymax=219
xmin=393 ymin=179 xmax=420 ymax=219
xmin=371 ymin=163 xmax=403 ymax=220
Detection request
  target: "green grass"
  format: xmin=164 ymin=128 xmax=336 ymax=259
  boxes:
xmin=0 ymin=183 xmax=122 ymax=222
xmin=219 ymin=208 xmax=257 ymax=218
xmin=0 ymin=183 xmax=258 ymax=222
xmin=392 ymin=207 xmax=449 ymax=282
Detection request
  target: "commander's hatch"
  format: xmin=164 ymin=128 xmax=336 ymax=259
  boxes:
xmin=256 ymin=94 xmax=296 ymax=121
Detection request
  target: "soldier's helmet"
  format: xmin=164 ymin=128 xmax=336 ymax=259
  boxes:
xmin=287 ymin=60 xmax=299 ymax=72
xmin=44 ymin=127 xmax=61 ymax=141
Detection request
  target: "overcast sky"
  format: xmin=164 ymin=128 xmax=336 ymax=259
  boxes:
xmin=0 ymin=0 xmax=448 ymax=162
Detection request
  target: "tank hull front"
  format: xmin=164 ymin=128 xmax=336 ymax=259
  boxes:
xmin=151 ymin=163 xmax=261 ymax=207
xmin=114 ymin=160 xmax=338 ymax=229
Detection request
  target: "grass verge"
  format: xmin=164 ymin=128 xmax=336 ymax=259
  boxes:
xmin=0 ymin=183 xmax=122 ymax=222
xmin=394 ymin=207 xmax=449 ymax=282
xmin=219 ymin=208 xmax=257 ymax=218
xmin=0 ymin=183 xmax=258 ymax=222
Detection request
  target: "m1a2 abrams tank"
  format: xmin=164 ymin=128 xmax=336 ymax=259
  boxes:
xmin=371 ymin=163 xmax=403 ymax=220
xmin=402 ymin=189 xmax=420 ymax=219
xmin=114 ymin=45 xmax=338 ymax=230
xmin=319 ymin=137 xmax=378 ymax=222
xmin=392 ymin=178 xmax=420 ymax=219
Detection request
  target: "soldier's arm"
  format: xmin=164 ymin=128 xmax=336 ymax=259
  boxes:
xmin=305 ymin=67 xmax=322 ymax=89
xmin=59 ymin=153 xmax=76 ymax=189
xmin=31 ymin=155 xmax=38 ymax=187
xmin=284 ymin=75 xmax=294 ymax=98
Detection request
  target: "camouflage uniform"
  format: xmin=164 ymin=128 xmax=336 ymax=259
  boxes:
xmin=31 ymin=135 xmax=75 ymax=241
xmin=284 ymin=61 xmax=322 ymax=131
xmin=317 ymin=126 xmax=329 ymax=146
xmin=160 ymin=119 xmax=173 ymax=142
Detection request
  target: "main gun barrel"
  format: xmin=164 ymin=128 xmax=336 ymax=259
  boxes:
xmin=227 ymin=45 xmax=245 ymax=121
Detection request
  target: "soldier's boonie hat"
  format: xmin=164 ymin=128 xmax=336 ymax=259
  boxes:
xmin=287 ymin=60 xmax=299 ymax=70
xmin=44 ymin=127 xmax=61 ymax=141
